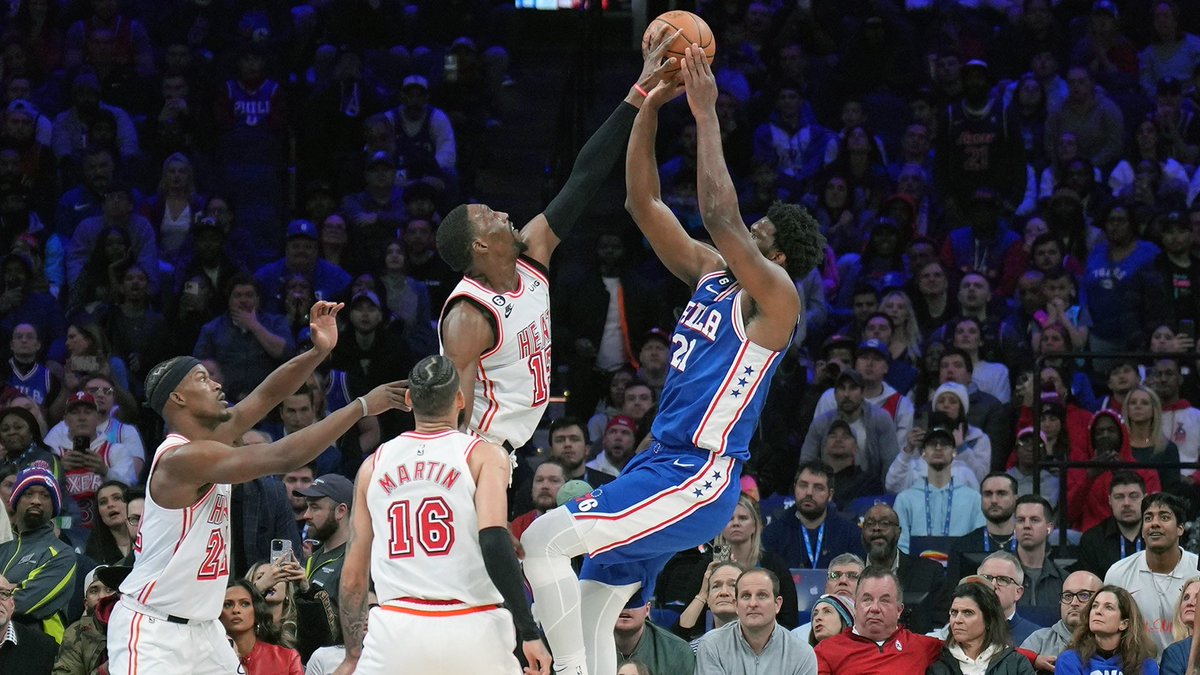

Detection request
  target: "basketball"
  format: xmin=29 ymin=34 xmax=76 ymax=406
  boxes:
xmin=641 ymin=10 xmax=716 ymax=74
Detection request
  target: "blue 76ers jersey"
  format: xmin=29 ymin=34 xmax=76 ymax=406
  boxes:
xmin=650 ymin=270 xmax=786 ymax=461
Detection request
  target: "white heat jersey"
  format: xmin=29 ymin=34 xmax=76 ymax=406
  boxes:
xmin=367 ymin=430 xmax=503 ymax=608
xmin=120 ymin=434 xmax=231 ymax=620
xmin=439 ymin=257 xmax=551 ymax=447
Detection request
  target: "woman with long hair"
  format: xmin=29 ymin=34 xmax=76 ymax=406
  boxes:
xmin=910 ymin=261 xmax=958 ymax=336
xmin=951 ymin=317 xmax=1010 ymax=404
xmin=1160 ymin=577 xmax=1200 ymax=675
xmin=928 ymin=582 xmax=1034 ymax=675
xmin=67 ymin=226 xmax=132 ymax=316
xmin=247 ymin=559 xmax=338 ymax=662
xmin=880 ymin=289 xmax=922 ymax=359
xmin=810 ymin=174 xmax=862 ymax=255
xmin=710 ymin=494 xmax=798 ymax=628
xmin=83 ymin=480 xmax=131 ymax=564
xmin=58 ymin=320 xmax=129 ymax=389
xmin=1123 ymin=385 xmax=1184 ymax=493
xmin=1108 ymin=116 xmax=1190 ymax=197
xmin=141 ymin=152 xmax=205 ymax=265
xmin=378 ymin=239 xmax=437 ymax=358
xmin=1056 ymin=586 xmax=1157 ymax=675
xmin=220 ymin=579 xmax=303 ymax=675
xmin=0 ymin=406 xmax=59 ymax=482
xmin=247 ymin=560 xmax=300 ymax=649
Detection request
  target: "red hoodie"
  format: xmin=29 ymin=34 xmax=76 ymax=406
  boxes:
xmin=1066 ymin=409 xmax=1162 ymax=530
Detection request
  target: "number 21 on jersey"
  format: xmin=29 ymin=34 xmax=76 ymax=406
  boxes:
xmin=671 ymin=335 xmax=695 ymax=372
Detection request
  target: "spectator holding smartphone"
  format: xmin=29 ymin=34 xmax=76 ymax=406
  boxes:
xmin=47 ymin=392 xmax=138 ymax=545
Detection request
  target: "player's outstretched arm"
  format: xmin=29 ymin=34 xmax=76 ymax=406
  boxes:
xmin=625 ymin=78 xmax=724 ymax=288
xmin=519 ymin=28 xmax=683 ymax=269
xmin=218 ymin=301 xmax=344 ymax=443
xmin=682 ymin=47 xmax=801 ymax=342
xmin=334 ymin=458 xmax=374 ymax=675
xmin=439 ymin=302 xmax=494 ymax=432
xmin=156 ymin=382 xmax=406 ymax=502
xmin=470 ymin=441 xmax=551 ymax=675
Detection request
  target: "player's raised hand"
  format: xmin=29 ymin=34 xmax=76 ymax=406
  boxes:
xmin=361 ymin=381 xmax=410 ymax=415
xmin=681 ymin=44 xmax=718 ymax=116
xmin=521 ymin=638 xmax=552 ymax=675
xmin=636 ymin=28 xmax=683 ymax=93
xmin=307 ymin=301 xmax=345 ymax=354
xmin=642 ymin=77 xmax=685 ymax=111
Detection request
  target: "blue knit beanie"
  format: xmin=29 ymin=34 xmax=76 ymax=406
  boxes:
xmin=9 ymin=467 xmax=62 ymax=517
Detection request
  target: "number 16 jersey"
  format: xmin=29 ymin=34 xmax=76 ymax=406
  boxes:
xmin=367 ymin=430 xmax=503 ymax=608
xmin=439 ymin=257 xmax=552 ymax=448
xmin=651 ymin=270 xmax=786 ymax=461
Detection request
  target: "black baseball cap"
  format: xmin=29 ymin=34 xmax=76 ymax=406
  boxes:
xmin=293 ymin=474 xmax=353 ymax=506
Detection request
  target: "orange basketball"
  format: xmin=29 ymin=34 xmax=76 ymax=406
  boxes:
xmin=641 ymin=10 xmax=716 ymax=74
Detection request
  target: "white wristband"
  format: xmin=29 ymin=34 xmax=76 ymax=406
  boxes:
xmin=356 ymin=396 xmax=368 ymax=417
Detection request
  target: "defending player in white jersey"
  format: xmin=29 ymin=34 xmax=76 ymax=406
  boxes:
xmin=432 ymin=29 xmax=681 ymax=449
xmin=519 ymin=46 xmax=826 ymax=675
xmin=334 ymin=355 xmax=550 ymax=675
xmin=107 ymin=302 xmax=407 ymax=675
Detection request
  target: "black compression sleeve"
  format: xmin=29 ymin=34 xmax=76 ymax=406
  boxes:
xmin=543 ymin=101 xmax=639 ymax=240
xmin=479 ymin=526 xmax=541 ymax=641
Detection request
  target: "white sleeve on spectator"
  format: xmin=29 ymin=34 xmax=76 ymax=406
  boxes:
xmin=1014 ymin=164 xmax=1038 ymax=217
xmin=108 ymin=105 xmax=140 ymax=159
xmin=813 ymin=388 xmax=835 ymax=420
xmin=893 ymin=396 xmax=914 ymax=455
xmin=961 ymin=430 xmax=992 ymax=485
xmin=1108 ymin=160 xmax=1133 ymax=196
xmin=885 ymin=451 xmax=922 ymax=494
xmin=44 ymin=422 xmax=69 ymax=456
xmin=428 ymin=107 xmax=457 ymax=171
xmin=105 ymin=439 xmax=139 ymax=486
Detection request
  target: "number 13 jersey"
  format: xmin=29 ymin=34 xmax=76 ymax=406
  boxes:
xmin=120 ymin=434 xmax=232 ymax=620
xmin=367 ymin=430 xmax=503 ymax=607
xmin=439 ymin=257 xmax=552 ymax=448
xmin=651 ymin=270 xmax=786 ymax=461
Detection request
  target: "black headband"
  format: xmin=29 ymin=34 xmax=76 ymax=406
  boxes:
xmin=145 ymin=356 xmax=201 ymax=417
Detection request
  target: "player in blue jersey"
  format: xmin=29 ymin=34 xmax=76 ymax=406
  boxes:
xmin=520 ymin=45 xmax=826 ymax=675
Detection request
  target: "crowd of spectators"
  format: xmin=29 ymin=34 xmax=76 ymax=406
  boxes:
xmin=0 ymin=0 xmax=1199 ymax=673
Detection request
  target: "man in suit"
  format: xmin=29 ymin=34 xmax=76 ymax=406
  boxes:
xmin=0 ymin=573 xmax=55 ymax=671
xmin=860 ymin=503 xmax=946 ymax=632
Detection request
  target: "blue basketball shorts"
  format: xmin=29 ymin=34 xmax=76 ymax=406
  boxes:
xmin=563 ymin=441 xmax=742 ymax=600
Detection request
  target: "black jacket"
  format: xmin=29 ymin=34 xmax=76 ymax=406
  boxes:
xmin=897 ymin=551 xmax=949 ymax=633
xmin=1072 ymin=517 xmax=1142 ymax=578
xmin=927 ymin=645 xmax=1036 ymax=675
xmin=0 ymin=621 xmax=57 ymax=674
